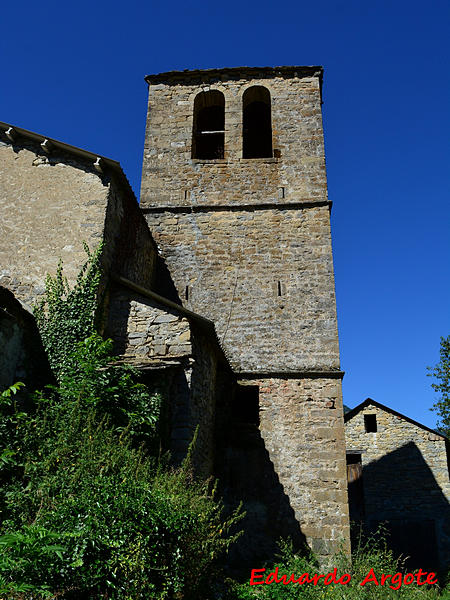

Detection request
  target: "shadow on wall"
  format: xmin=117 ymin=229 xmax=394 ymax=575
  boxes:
xmin=349 ymin=441 xmax=450 ymax=574
xmin=0 ymin=286 xmax=51 ymax=392
xmin=215 ymin=387 xmax=308 ymax=576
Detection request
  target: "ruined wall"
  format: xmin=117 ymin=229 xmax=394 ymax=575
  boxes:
xmin=106 ymin=286 xmax=230 ymax=478
xmin=345 ymin=403 xmax=450 ymax=569
xmin=0 ymin=135 xmax=109 ymax=308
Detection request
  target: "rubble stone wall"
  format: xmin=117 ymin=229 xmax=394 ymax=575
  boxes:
xmin=345 ymin=403 xmax=450 ymax=568
xmin=107 ymin=288 xmax=192 ymax=361
xmin=141 ymin=69 xmax=327 ymax=207
xmin=106 ymin=286 xmax=228 ymax=478
xmin=256 ymin=376 xmax=350 ymax=558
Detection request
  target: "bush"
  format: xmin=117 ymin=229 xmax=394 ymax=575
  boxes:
xmin=1 ymin=399 xmax=241 ymax=598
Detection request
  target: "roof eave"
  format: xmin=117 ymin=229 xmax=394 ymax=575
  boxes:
xmin=0 ymin=121 xmax=137 ymax=199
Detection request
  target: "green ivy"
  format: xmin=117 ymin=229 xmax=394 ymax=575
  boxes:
xmin=34 ymin=242 xmax=103 ymax=381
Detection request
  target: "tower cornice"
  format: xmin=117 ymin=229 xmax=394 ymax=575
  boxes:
xmin=145 ymin=65 xmax=323 ymax=87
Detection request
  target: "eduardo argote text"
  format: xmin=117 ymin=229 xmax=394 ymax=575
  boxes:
xmin=250 ymin=567 xmax=438 ymax=590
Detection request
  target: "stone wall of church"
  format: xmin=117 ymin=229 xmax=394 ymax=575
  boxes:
xmin=106 ymin=285 xmax=232 ymax=479
xmin=143 ymin=205 xmax=339 ymax=373
xmin=140 ymin=69 xmax=339 ymax=374
xmin=0 ymin=134 xmax=109 ymax=308
xmin=257 ymin=376 xmax=350 ymax=558
xmin=140 ymin=67 xmax=350 ymax=562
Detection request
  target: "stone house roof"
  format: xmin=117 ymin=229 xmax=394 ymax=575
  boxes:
xmin=344 ymin=397 xmax=448 ymax=441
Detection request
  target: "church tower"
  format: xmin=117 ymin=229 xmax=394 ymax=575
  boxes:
xmin=140 ymin=66 xmax=350 ymax=559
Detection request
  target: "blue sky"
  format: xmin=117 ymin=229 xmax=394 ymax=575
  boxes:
xmin=1 ymin=0 xmax=448 ymax=427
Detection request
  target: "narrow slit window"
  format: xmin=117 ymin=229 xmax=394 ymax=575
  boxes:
xmin=277 ymin=281 xmax=282 ymax=296
xmin=185 ymin=285 xmax=189 ymax=301
xmin=192 ymin=90 xmax=225 ymax=159
xmin=364 ymin=414 xmax=377 ymax=433
xmin=242 ymin=86 xmax=272 ymax=158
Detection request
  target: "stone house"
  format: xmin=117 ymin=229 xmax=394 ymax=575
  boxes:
xmin=0 ymin=65 xmax=351 ymax=566
xmin=345 ymin=398 xmax=450 ymax=572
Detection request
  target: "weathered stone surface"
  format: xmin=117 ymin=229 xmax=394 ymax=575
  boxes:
xmin=144 ymin=206 xmax=339 ymax=372
xmin=0 ymin=139 xmax=108 ymax=307
xmin=140 ymin=67 xmax=350 ymax=560
xmin=0 ymin=66 xmax=352 ymax=565
xmin=141 ymin=71 xmax=327 ymax=207
xmin=107 ymin=289 xmax=192 ymax=360
xmin=0 ymin=287 xmax=50 ymax=390
xmin=345 ymin=401 xmax=450 ymax=570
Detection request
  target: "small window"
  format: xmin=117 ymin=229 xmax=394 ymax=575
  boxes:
xmin=364 ymin=414 xmax=377 ymax=433
xmin=242 ymin=86 xmax=272 ymax=159
xmin=192 ymin=90 xmax=225 ymax=159
xmin=346 ymin=453 xmax=362 ymax=465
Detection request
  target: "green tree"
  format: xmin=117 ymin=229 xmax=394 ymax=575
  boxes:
xmin=429 ymin=335 xmax=450 ymax=438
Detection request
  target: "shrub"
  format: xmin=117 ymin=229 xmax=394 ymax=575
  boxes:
xmin=1 ymin=396 xmax=242 ymax=598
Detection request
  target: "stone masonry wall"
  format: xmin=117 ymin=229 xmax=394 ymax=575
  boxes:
xmin=140 ymin=67 xmax=350 ymax=560
xmin=257 ymin=376 xmax=350 ymax=558
xmin=0 ymin=287 xmax=50 ymax=390
xmin=141 ymin=68 xmax=326 ymax=207
xmin=106 ymin=286 xmax=225 ymax=478
xmin=345 ymin=403 xmax=450 ymax=568
xmin=144 ymin=205 xmax=339 ymax=372
xmin=140 ymin=69 xmax=339 ymax=374
xmin=102 ymin=175 xmax=158 ymax=290
xmin=107 ymin=288 xmax=192 ymax=362
xmin=0 ymin=135 xmax=108 ymax=308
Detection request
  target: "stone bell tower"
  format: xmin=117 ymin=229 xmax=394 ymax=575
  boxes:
xmin=140 ymin=66 xmax=350 ymax=560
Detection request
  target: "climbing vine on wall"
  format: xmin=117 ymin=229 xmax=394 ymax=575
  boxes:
xmin=34 ymin=242 xmax=103 ymax=381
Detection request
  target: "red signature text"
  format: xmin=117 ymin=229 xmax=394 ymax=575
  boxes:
xmin=249 ymin=566 xmax=438 ymax=589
